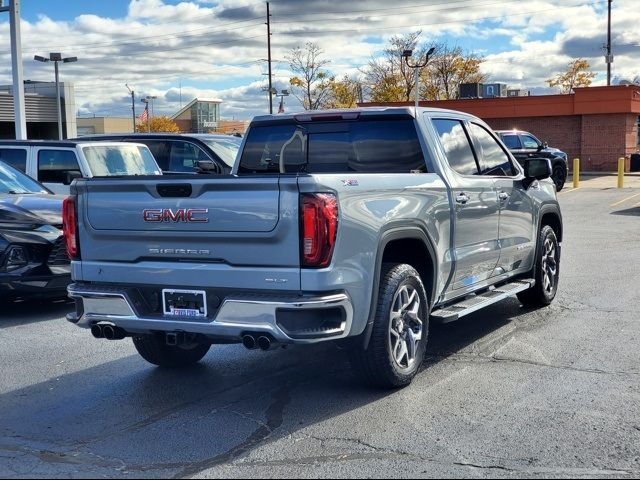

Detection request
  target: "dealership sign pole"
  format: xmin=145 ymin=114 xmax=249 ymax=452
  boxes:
xmin=1 ymin=0 xmax=27 ymax=139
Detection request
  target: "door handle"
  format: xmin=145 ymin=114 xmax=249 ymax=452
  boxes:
xmin=498 ymin=191 xmax=510 ymax=202
xmin=455 ymin=193 xmax=470 ymax=205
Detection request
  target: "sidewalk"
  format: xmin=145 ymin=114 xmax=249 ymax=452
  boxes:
xmin=566 ymin=174 xmax=640 ymax=189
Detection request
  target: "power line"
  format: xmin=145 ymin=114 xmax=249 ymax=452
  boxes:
xmin=275 ymin=0 xmax=607 ymax=34
xmin=0 ymin=16 xmax=265 ymax=55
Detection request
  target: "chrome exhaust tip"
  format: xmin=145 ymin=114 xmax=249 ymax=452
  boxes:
xmin=90 ymin=324 xmax=104 ymax=339
xmin=242 ymin=335 xmax=257 ymax=350
xmin=257 ymin=336 xmax=272 ymax=351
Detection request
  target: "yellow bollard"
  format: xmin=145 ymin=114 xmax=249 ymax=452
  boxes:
xmin=573 ymin=158 xmax=580 ymax=189
xmin=618 ymin=157 xmax=625 ymax=188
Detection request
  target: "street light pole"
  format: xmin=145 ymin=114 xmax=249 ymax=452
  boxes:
xmin=146 ymin=96 xmax=157 ymax=118
xmin=402 ymin=47 xmax=436 ymax=109
xmin=54 ymin=59 xmax=62 ymax=140
xmin=1 ymin=0 xmax=27 ymax=139
xmin=34 ymin=53 xmax=77 ymax=140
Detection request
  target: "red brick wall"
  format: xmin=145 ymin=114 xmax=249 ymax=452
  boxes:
xmin=174 ymin=119 xmax=192 ymax=133
xmin=485 ymin=114 xmax=637 ymax=171
xmin=486 ymin=116 xmax=582 ymax=169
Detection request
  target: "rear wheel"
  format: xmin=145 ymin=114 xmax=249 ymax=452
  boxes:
xmin=517 ymin=225 xmax=560 ymax=307
xmin=552 ymin=163 xmax=567 ymax=191
xmin=351 ymin=263 xmax=429 ymax=389
xmin=132 ymin=333 xmax=211 ymax=368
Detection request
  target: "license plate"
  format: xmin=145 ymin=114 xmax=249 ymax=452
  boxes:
xmin=162 ymin=289 xmax=207 ymax=318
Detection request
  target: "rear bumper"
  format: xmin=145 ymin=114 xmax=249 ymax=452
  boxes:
xmin=67 ymin=283 xmax=354 ymax=344
xmin=0 ymin=273 xmax=70 ymax=295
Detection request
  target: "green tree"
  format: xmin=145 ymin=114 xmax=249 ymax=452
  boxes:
xmin=422 ymin=45 xmax=488 ymax=100
xmin=364 ymin=31 xmax=426 ymax=102
xmin=547 ymin=59 xmax=596 ymax=94
xmin=324 ymin=75 xmax=362 ymax=109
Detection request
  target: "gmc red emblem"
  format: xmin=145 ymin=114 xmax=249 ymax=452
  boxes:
xmin=143 ymin=208 xmax=209 ymax=223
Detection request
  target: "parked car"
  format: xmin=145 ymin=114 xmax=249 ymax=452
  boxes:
xmin=0 ymin=160 xmax=70 ymax=298
xmin=0 ymin=140 xmax=162 ymax=194
xmin=495 ymin=130 xmax=568 ymax=191
xmin=66 ymin=107 xmax=562 ymax=389
xmin=75 ymin=134 xmax=242 ymax=174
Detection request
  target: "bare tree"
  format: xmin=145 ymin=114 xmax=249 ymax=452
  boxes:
xmin=287 ymin=42 xmax=332 ymax=110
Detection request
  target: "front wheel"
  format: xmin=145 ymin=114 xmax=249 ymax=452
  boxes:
xmin=517 ymin=225 xmax=560 ymax=307
xmin=350 ymin=263 xmax=429 ymax=389
xmin=132 ymin=333 xmax=211 ymax=368
xmin=552 ymin=164 xmax=567 ymax=191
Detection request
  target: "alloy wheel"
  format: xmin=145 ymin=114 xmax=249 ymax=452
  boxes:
xmin=388 ymin=285 xmax=423 ymax=371
xmin=541 ymin=238 xmax=558 ymax=294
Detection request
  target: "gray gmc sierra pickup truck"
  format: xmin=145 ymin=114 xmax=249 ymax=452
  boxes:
xmin=65 ymin=107 xmax=562 ymax=388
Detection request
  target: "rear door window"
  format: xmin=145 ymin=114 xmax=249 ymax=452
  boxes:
xmin=37 ymin=149 xmax=81 ymax=184
xmin=129 ymin=139 xmax=169 ymax=171
xmin=500 ymin=134 xmax=521 ymax=149
xmin=432 ymin=119 xmax=479 ymax=176
xmin=0 ymin=148 xmax=27 ymax=172
xmin=238 ymin=117 xmax=426 ymax=174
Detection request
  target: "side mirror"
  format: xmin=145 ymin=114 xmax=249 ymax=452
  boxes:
xmin=195 ymin=160 xmax=220 ymax=174
xmin=64 ymin=170 xmax=82 ymax=185
xmin=524 ymin=157 xmax=552 ymax=188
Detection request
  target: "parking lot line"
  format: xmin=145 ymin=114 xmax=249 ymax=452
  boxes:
xmin=558 ymin=187 xmax=581 ymax=196
xmin=610 ymin=192 xmax=640 ymax=207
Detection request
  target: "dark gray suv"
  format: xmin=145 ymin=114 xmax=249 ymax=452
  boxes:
xmin=497 ymin=130 xmax=568 ymax=191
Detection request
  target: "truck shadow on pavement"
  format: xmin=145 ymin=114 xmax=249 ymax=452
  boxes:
xmin=0 ymin=297 xmax=537 ymax=478
xmin=0 ymin=296 xmax=73 ymax=330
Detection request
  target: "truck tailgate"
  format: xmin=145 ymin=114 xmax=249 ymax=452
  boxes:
xmin=75 ymin=176 xmax=301 ymax=289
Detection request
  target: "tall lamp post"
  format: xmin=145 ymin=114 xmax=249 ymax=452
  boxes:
xmin=402 ymin=47 xmax=435 ymax=109
xmin=145 ymin=95 xmax=157 ymax=118
xmin=34 ymin=53 xmax=77 ymax=140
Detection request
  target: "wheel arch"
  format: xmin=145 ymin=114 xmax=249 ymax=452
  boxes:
xmin=539 ymin=205 xmax=563 ymax=243
xmin=360 ymin=227 xmax=439 ymax=349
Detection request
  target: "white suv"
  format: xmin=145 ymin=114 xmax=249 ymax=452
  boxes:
xmin=0 ymin=140 xmax=162 ymax=194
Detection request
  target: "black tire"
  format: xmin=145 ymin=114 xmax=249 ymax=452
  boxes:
xmin=350 ymin=263 xmax=429 ymax=389
xmin=552 ymin=163 xmax=567 ymax=192
xmin=132 ymin=333 xmax=211 ymax=368
xmin=517 ymin=225 xmax=560 ymax=307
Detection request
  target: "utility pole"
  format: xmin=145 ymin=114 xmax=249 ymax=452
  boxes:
xmin=1 ymin=0 xmax=27 ymax=139
xmin=126 ymin=84 xmax=136 ymax=132
xmin=266 ymin=2 xmax=273 ymax=114
xmin=606 ymin=0 xmax=612 ymax=86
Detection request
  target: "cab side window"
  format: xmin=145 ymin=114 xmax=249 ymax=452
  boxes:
xmin=521 ymin=134 xmax=540 ymax=150
xmin=168 ymin=141 xmax=211 ymax=172
xmin=38 ymin=149 xmax=81 ymax=184
xmin=0 ymin=148 xmax=27 ymax=172
xmin=469 ymin=123 xmax=516 ymax=177
xmin=432 ymin=118 xmax=479 ymax=176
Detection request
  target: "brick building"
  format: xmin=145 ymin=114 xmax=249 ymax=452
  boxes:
xmin=363 ymin=85 xmax=640 ymax=172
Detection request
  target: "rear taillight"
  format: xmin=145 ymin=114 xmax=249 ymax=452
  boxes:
xmin=301 ymin=193 xmax=338 ymax=268
xmin=62 ymin=196 xmax=79 ymax=260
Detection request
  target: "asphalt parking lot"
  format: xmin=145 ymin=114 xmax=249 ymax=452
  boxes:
xmin=1 ymin=182 xmax=639 ymax=479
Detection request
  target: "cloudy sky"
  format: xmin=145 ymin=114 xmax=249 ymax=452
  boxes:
xmin=0 ymin=0 xmax=638 ymax=120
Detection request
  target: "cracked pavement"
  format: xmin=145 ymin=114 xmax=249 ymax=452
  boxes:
xmin=1 ymin=187 xmax=639 ymax=478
